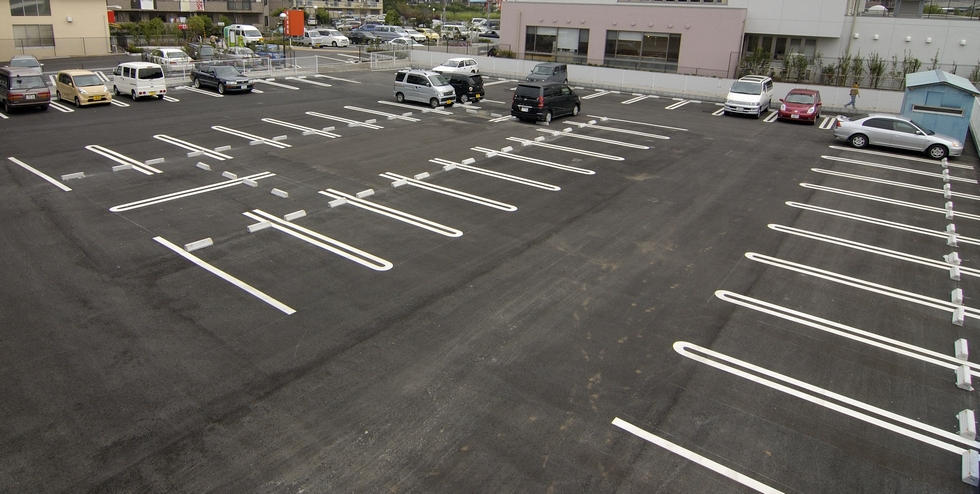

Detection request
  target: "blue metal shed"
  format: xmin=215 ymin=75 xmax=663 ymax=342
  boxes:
xmin=901 ymin=70 xmax=979 ymax=145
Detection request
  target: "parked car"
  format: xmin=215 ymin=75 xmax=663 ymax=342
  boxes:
xmin=218 ymin=47 xmax=259 ymax=68
xmin=723 ymin=74 xmax=775 ymax=118
xmin=393 ymin=68 xmax=455 ymax=108
xmin=319 ymin=29 xmax=350 ymax=47
xmin=372 ymin=25 xmax=427 ymax=43
xmin=433 ymin=57 xmax=479 ymax=75
xmin=525 ymin=62 xmax=567 ymax=83
xmin=348 ymin=29 xmax=381 ymax=45
xmin=0 ymin=66 xmax=49 ymax=112
xmin=185 ymin=42 xmax=217 ymax=62
xmin=190 ymin=64 xmax=253 ymax=94
xmin=386 ymin=37 xmax=425 ymax=48
xmin=511 ymin=82 xmax=580 ymax=123
xmin=253 ymin=43 xmax=286 ymax=67
xmin=415 ymin=27 xmax=439 ymax=42
xmin=777 ymin=88 xmax=822 ymax=124
xmin=447 ymin=73 xmax=484 ymax=104
xmin=147 ymin=48 xmax=194 ymax=74
xmin=832 ymin=113 xmax=963 ymax=159
xmin=112 ymin=61 xmax=166 ymax=101
xmin=440 ymin=24 xmax=469 ymax=40
xmin=294 ymin=29 xmax=327 ymax=48
xmin=6 ymin=54 xmax=43 ymax=74
xmin=55 ymin=70 xmax=111 ymax=107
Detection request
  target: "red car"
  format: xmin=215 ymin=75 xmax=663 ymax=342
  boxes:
xmin=777 ymin=89 xmax=822 ymax=124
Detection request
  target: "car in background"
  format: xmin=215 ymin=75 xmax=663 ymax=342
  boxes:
xmin=253 ymin=44 xmax=286 ymax=67
xmin=723 ymin=74 xmax=774 ymax=118
xmin=190 ymin=64 xmax=253 ymax=94
xmin=217 ymin=47 xmax=259 ymax=69
xmin=832 ymin=113 xmax=963 ymax=159
xmin=777 ymin=88 xmax=822 ymax=124
xmin=0 ymin=66 xmax=50 ymax=112
xmin=319 ymin=28 xmax=350 ymax=47
xmin=415 ymin=27 xmax=439 ymax=42
xmin=348 ymin=29 xmax=380 ymax=45
xmin=386 ymin=37 xmax=425 ymax=48
xmin=6 ymin=54 xmax=43 ymax=74
xmin=294 ymin=29 xmax=327 ymax=48
xmin=480 ymin=30 xmax=500 ymax=39
xmin=446 ymin=73 xmax=484 ymax=104
xmin=373 ymin=25 xmax=427 ymax=43
xmin=525 ymin=62 xmax=567 ymax=83
xmin=55 ymin=70 xmax=111 ymax=107
xmin=511 ymin=82 xmax=580 ymax=123
xmin=440 ymin=24 xmax=469 ymax=40
xmin=148 ymin=48 xmax=194 ymax=74
xmin=433 ymin=57 xmax=479 ymax=74
xmin=185 ymin=42 xmax=217 ymax=62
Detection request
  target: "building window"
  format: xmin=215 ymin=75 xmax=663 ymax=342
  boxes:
xmin=227 ymin=0 xmax=251 ymax=10
xmin=525 ymin=27 xmax=589 ymax=64
xmin=604 ymin=31 xmax=681 ymax=72
xmin=130 ymin=0 xmax=157 ymax=9
xmin=13 ymin=24 xmax=55 ymax=48
xmin=10 ymin=0 xmax=51 ymax=16
xmin=743 ymin=35 xmax=817 ymax=61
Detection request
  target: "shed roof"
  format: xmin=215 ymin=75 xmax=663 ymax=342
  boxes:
xmin=905 ymin=69 xmax=980 ymax=96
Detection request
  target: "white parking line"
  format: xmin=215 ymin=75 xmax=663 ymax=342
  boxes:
xmin=261 ymin=118 xmax=340 ymax=138
xmin=153 ymin=134 xmax=234 ymax=161
xmin=86 ymin=145 xmax=163 ymax=175
xmin=162 ymin=95 xmax=180 ymax=102
xmin=581 ymin=89 xmax=614 ymax=100
xmin=305 ymin=111 xmax=384 ymax=130
xmin=820 ymin=155 xmax=976 ymax=182
xmin=482 ymin=78 xmax=517 ymax=86
xmin=489 ymin=115 xmax=514 ymax=123
xmin=253 ymin=79 xmax=300 ymax=90
xmin=827 ymin=145 xmax=965 ymax=166
xmin=818 ymin=116 xmax=836 ymax=129
xmin=471 ymin=146 xmax=594 ymax=175
xmin=314 ymin=74 xmax=361 ymax=84
xmin=564 ymin=120 xmax=670 ymax=140
xmin=319 ymin=189 xmax=462 ymax=237
xmin=0 ymin=111 xmax=8 ymax=119
xmin=109 ymin=99 xmax=130 ymax=107
xmin=536 ymin=128 xmax=650 ymax=149
xmin=48 ymin=101 xmax=74 ymax=113
xmin=95 ymin=71 xmax=109 ymax=82
xmin=801 ymin=183 xmax=980 ymax=221
xmin=250 ymin=89 xmax=263 ymax=94
xmin=711 ymin=108 xmax=726 ymax=116
xmin=430 ymin=157 xmax=561 ymax=191
xmin=585 ymin=115 xmax=687 ymax=131
xmin=285 ymin=76 xmax=333 ymax=88
xmin=763 ymin=110 xmax=779 ymax=122
xmin=717 ymin=290 xmax=980 ymax=376
xmin=612 ymin=418 xmax=785 ymax=494
xmin=621 ymin=94 xmax=659 ymax=105
xmin=6 ymin=157 xmax=72 ymax=191
xmin=787 ymin=201 xmax=980 ymax=247
xmin=375 ymin=100 xmax=451 ymax=116
xmin=175 ymin=85 xmax=223 ymax=98
xmin=746 ymin=252 xmax=980 ymax=320
xmin=243 ymin=209 xmax=392 ymax=271
xmin=665 ymin=99 xmax=695 ymax=110
xmin=212 ymin=126 xmax=291 ymax=148
xmin=110 ymin=172 xmax=275 ymax=212
xmin=506 ymin=137 xmax=624 ymax=161
xmin=674 ymin=341 xmax=972 ymax=454
xmin=811 ymin=168 xmax=980 ymax=201
xmin=153 ymin=236 xmax=295 ymax=315
xmin=350 ymin=104 xmax=423 ymax=121
xmin=380 ymin=172 xmax=517 ymax=211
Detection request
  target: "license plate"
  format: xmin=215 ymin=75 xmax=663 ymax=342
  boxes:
xmin=149 ymin=91 xmax=156 ymax=96
xmin=446 ymin=100 xmax=454 ymax=105
xmin=92 ymin=96 xmax=102 ymax=101
xmin=475 ymin=94 xmax=481 ymax=98
xmin=25 ymin=94 xmax=35 ymax=99
xmin=519 ymin=106 xmax=529 ymax=112
xmin=791 ymin=114 xmax=799 ymax=119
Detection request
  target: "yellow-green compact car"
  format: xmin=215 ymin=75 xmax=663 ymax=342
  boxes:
xmin=56 ymin=70 xmax=111 ymax=107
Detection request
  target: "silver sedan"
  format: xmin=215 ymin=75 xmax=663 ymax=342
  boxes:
xmin=832 ymin=113 xmax=963 ymax=159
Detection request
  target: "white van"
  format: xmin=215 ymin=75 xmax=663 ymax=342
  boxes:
xmin=224 ymin=24 xmax=264 ymax=45
xmin=723 ymin=75 xmax=775 ymax=118
xmin=393 ymin=69 xmax=455 ymax=108
xmin=111 ymin=62 xmax=167 ymax=100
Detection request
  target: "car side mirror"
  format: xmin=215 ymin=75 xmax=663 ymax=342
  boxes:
xmin=779 ymin=98 xmax=784 ymax=103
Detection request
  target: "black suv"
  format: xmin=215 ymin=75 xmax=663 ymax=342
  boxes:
xmin=510 ymin=82 xmax=580 ymax=123
xmin=447 ymin=73 xmax=484 ymax=104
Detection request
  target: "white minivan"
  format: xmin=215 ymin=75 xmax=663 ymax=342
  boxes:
xmin=112 ymin=62 xmax=167 ymax=100
xmin=723 ymin=75 xmax=774 ymax=119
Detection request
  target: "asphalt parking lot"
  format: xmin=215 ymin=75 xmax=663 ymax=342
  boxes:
xmin=2 ymin=63 xmax=980 ymax=493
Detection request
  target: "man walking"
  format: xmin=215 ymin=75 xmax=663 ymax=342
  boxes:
xmin=844 ymin=83 xmax=859 ymax=109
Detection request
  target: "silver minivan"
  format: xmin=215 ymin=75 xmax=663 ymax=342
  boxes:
xmin=393 ymin=69 xmax=455 ymax=108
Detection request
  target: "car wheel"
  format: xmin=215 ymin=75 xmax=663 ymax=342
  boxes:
xmin=131 ymin=90 xmax=139 ymax=101
xmin=572 ymin=104 xmax=580 ymax=116
xmin=395 ymin=92 xmax=405 ymax=103
xmin=459 ymin=94 xmax=469 ymax=103
xmin=926 ymin=144 xmax=948 ymax=160
xmin=218 ymin=83 xmax=226 ymax=95
xmin=849 ymin=134 xmax=868 ymax=148
xmin=193 ymin=78 xmax=201 ymax=88
xmin=429 ymin=98 xmax=439 ymax=108
xmin=74 ymin=97 xmax=81 ymax=108
xmin=544 ymin=110 xmax=553 ymax=123
xmin=3 ymin=99 xmax=11 ymax=114
xmin=332 ymin=41 xmax=338 ymax=47
xmin=113 ymin=85 xmax=120 ymax=96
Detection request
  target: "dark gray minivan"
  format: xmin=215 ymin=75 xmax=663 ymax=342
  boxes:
xmin=511 ymin=82 xmax=580 ymax=123
xmin=525 ymin=62 xmax=568 ymax=83
xmin=0 ymin=66 xmax=50 ymax=113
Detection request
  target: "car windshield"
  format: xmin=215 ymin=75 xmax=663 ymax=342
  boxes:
xmin=138 ymin=67 xmax=164 ymax=79
xmin=785 ymin=93 xmax=814 ymax=104
xmin=73 ymin=74 xmax=103 ymax=86
xmin=531 ymin=65 xmax=554 ymax=75
xmin=212 ymin=66 xmax=242 ymax=77
xmin=308 ymin=30 xmax=321 ymax=36
xmin=243 ymin=28 xmax=261 ymax=37
xmin=515 ymin=85 xmax=540 ymax=97
xmin=10 ymin=58 xmax=39 ymax=68
xmin=909 ymin=119 xmax=935 ymax=135
xmin=164 ymin=51 xmax=189 ymax=59
xmin=11 ymin=75 xmax=45 ymax=89
xmin=470 ymin=75 xmax=484 ymax=85
xmin=428 ymin=74 xmax=449 ymax=86
xmin=731 ymin=81 xmax=762 ymax=94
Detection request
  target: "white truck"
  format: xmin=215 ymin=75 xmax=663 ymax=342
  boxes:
xmin=293 ymin=29 xmax=327 ymax=48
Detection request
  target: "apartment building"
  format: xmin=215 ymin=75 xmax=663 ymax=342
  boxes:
xmin=1 ymin=0 xmax=111 ymax=59
xmin=499 ymin=0 xmax=980 ymax=80
xmin=265 ymin=0 xmax=382 ymax=25
xmin=111 ymin=0 xmax=264 ymax=27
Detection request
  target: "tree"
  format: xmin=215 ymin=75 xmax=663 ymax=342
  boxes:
xmin=187 ymin=15 xmax=208 ymax=40
xmin=385 ymin=9 xmax=401 ymax=26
